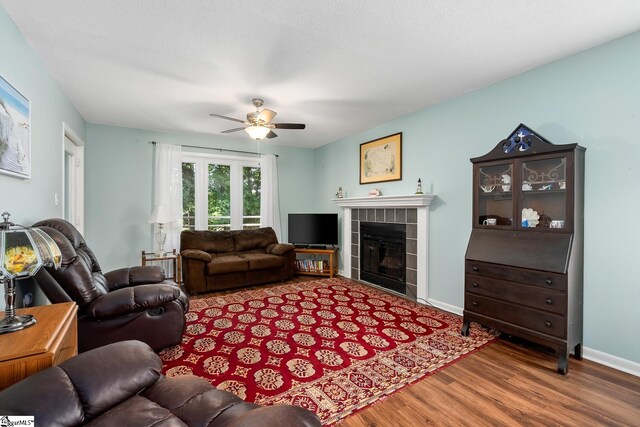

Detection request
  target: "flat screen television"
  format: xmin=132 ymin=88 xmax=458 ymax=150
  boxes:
xmin=288 ymin=213 xmax=338 ymax=247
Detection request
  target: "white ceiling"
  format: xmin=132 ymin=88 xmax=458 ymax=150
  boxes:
xmin=2 ymin=1 xmax=640 ymax=148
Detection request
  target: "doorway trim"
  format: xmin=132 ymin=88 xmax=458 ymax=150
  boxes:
xmin=62 ymin=123 xmax=85 ymax=234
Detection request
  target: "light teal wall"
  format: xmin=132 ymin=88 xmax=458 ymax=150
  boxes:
xmin=0 ymin=7 xmax=86 ymax=223
xmin=0 ymin=7 xmax=86 ymax=309
xmin=85 ymin=124 xmax=316 ymax=271
xmin=315 ymin=32 xmax=640 ymax=363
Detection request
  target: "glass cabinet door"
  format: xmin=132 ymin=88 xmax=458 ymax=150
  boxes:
xmin=519 ymin=156 xmax=568 ymax=230
xmin=476 ymin=162 xmax=513 ymax=227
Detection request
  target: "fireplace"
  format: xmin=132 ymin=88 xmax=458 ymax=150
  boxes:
xmin=334 ymin=194 xmax=436 ymax=302
xmin=360 ymin=222 xmax=406 ymax=294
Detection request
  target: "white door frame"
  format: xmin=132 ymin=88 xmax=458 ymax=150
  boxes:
xmin=62 ymin=123 xmax=85 ymax=234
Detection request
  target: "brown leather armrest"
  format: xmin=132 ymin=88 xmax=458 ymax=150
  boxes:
xmin=88 ymin=284 xmax=180 ymax=319
xmin=225 ymin=405 xmax=322 ymax=427
xmin=142 ymin=376 xmax=321 ymax=427
xmin=181 ymin=249 xmax=212 ymax=263
xmin=266 ymin=243 xmax=295 ymax=256
xmin=105 ymin=266 xmax=165 ymax=290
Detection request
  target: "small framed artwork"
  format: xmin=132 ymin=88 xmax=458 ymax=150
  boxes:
xmin=0 ymin=75 xmax=31 ymax=179
xmin=360 ymin=132 xmax=402 ymax=184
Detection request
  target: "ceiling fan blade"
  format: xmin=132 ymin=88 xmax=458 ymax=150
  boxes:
xmin=221 ymin=127 xmax=246 ymax=134
xmin=247 ymin=111 xmax=258 ymax=123
xmin=209 ymin=113 xmax=245 ymax=124
xmin=258 ymin=109 xmax=277 ymax=124
xmin=266 ymin=131 xmax=278 ymax=139
xmin=272 ymin=123 xmax=306 ymax=130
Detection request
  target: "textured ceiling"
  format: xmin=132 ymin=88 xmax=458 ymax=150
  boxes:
xmin=2 ymin=1 xmax=639 ymax=148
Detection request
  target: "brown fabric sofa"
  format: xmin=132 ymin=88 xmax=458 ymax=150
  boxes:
xmin=181 ymin=227 xmax=295 ymax=294
xmin=0 ymin=340 xmax=321 ymax=427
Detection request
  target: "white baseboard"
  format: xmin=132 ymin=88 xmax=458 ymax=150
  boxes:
xmin=424 ymin=299 xmax=639 ymax=377
xmin=426 ymin=298 xmax=463 ymax=316
xmin=582 ymin=346 xmax=640 ymax=377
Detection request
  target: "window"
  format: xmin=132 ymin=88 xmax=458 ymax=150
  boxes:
xmin=182 ymin=154 xmax=261 ymax=231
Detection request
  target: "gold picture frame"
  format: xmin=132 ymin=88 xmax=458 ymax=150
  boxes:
xmin=360 ymin=132 xmax=402 ymax=184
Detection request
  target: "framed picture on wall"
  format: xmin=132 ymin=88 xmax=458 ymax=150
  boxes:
xmin=0 ymin=75 xmax=31 ymax=179
xmin=360 ymin=132 xmax=402 ymax=184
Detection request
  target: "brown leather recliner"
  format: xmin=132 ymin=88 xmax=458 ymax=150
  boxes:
xmin=181 ymin=227 xmax=295 ymax=295
xmin=32 ymin=218 xmax=189 ymax=353
xmin=0 ymin=340 xmax=321 ymax=427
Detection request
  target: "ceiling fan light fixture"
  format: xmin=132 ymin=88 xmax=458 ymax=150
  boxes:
xmin=211 ymin=99 xmax=305 ymax=140
xmin=245 ymin=125 xmax=270 ymax=140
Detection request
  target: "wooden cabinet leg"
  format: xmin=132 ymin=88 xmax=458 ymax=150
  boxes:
xmin=557 ymin=352 xmax=569 ymax=375
xmin=573 ymin=343 xmax=583 ymax=360
xmin=461 ymin=319 xmax=470 ymax=336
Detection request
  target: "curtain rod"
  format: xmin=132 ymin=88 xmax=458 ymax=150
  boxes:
xmin=151 ymin=141 xmax=278 ymax=157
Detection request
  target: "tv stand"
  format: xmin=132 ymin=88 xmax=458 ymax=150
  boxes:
xmin=293 ymin=247 xmax=339 ymax=278
xmin=307 ymin=244 xmax=327 ymax=249
xmin=293 ymin=244 xmax=333 ymax=249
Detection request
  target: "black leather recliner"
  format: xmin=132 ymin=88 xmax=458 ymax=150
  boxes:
xmin=32 ymin=218 xmax=189 ymax=353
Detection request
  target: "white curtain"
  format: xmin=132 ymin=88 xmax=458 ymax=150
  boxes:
xmin=260 ymin=154 xmax=282 ymax=241
xmin=152 ymin=143 xmax=183 ymax=253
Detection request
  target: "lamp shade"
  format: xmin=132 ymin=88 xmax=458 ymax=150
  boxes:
xmin=0 ymin=227 xmax=61 ymax=280
xmin=30 ymin=228 xmax=62 ymax=270
xmin=0 ymin=212 xmax=62 ymax=333
xmin=148 ymin=205 xmax=174 ymax=224
xmin=245 ymin=125 xmax=270 ymax=140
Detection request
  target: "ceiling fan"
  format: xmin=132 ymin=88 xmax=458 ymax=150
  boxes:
xmin=210 ymin=98 xmax=306 ymax=140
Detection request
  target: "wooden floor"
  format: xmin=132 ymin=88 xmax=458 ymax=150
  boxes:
xmin=340 ymin=336 xmax=640 ymax=426
xmin=193 ymin=276 xmax=640 ymax=426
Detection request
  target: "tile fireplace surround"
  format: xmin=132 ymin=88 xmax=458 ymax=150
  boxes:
xmin=334 ymin=194 xmax=436 ymax=302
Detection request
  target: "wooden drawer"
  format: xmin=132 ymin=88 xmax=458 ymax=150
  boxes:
xmin=465 ymin=294 xmax=566 ymax=338
xmin=465 ymin=274 xmax=567 ymax=315
xmin=465 ymin=261 xmax=567 ymax=291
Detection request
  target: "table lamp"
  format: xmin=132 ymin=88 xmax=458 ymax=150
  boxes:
xmin=148 ymin=205 xmax=174 ymax=255
xmin=0 ymin=211 xmax=62 ymax=333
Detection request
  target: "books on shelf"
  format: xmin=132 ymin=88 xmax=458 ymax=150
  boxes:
xmin=296 ymin=259 xmax=326 ymax=272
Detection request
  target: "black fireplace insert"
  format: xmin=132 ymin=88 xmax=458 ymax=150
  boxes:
xmin=360 ymin=222 xmax=406 ymax=294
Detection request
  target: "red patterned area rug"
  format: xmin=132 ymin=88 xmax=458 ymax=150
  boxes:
xmin=160 ymin=278 xmax=496 ymax=425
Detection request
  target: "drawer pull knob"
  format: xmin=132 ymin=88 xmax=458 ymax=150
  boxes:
xmin=545 ymin=279 xmax=552 ymax=286
xmin=545 ymin=298 xmax=552 ymax=305
xmin=472 ymin=301 xmax=478 ymax=307
xmin=472 ymin=282 xmax=479 ymax=288
xmin=544 ymin=321 xmax=552 ymax=328
xmin=472 ymin=266 xmax=479 ymax=272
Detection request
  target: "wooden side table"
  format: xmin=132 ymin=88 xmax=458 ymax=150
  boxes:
xmin=142 ymin=249 xmax=182 ymax=285
xmin=0 ymin=302 xmax=78 ymax=390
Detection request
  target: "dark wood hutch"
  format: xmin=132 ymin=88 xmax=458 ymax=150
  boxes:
xmin=461 ymin=124 xmax=585 ymax=374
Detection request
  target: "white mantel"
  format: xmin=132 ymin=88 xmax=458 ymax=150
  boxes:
xmin=334 ymin=194 xmax=436 ymax=302
xmin=334 ymin=194 xmax=436 ymax=209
